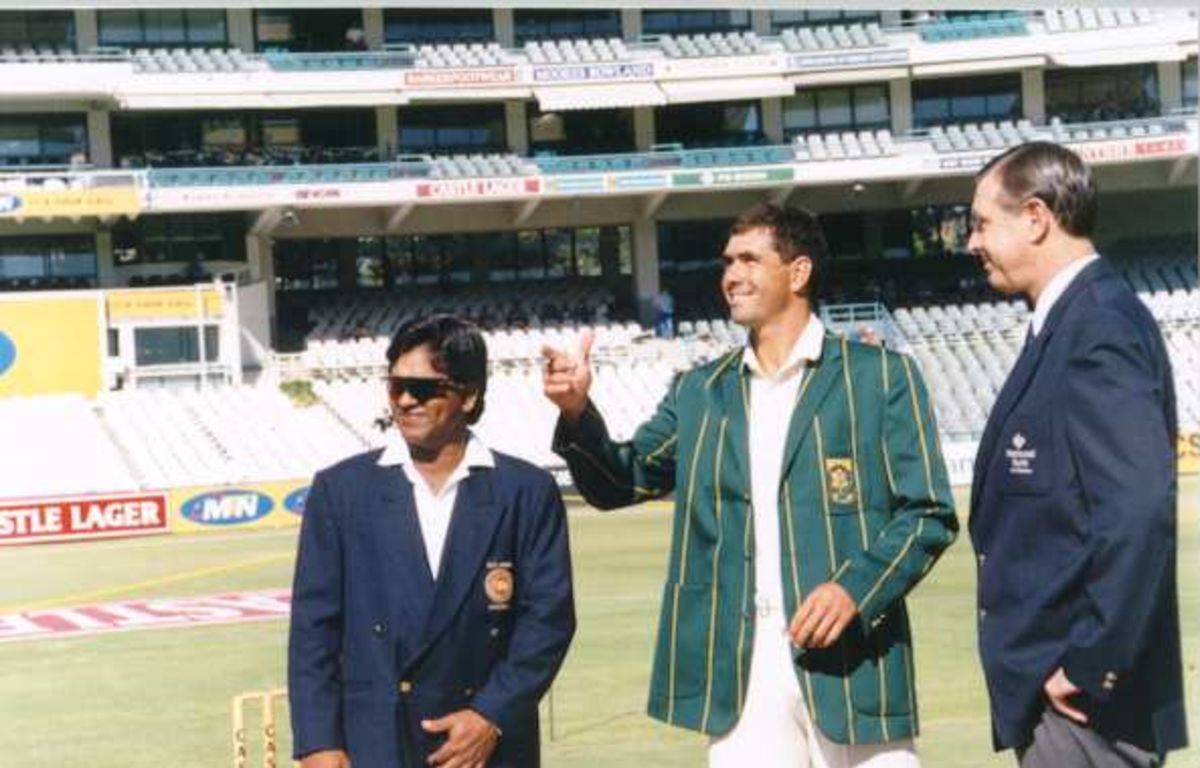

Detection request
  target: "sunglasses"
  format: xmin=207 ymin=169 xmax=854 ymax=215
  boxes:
xmin=384 ymin=376 xmax=462 ymax=403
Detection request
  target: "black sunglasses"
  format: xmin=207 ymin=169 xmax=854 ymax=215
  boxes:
xmin=384 ymin=376 xmax=462 ymax=403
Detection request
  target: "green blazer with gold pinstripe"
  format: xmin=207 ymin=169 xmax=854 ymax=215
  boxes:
xmin=552 ymin=332 xmax=957 ymax=746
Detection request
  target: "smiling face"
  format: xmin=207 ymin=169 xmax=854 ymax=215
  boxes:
xmin=968 ymin=170 xmax=1040 ymax=297
xmin=720 ymin=226 xmax=811 ymax=331
xmin=388 ymin=344 xmax=477 ymax=455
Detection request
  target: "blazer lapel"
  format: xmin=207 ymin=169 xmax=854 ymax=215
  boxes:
xmin=372 ymin=464 xmax=435 ymax=637
xmin=779 ymin=335 xmax=843 ymax=481
xmin=972 ymin=259 xmax=1107 ymax=511
xmin=411 ymin=468 xmax=502 ymax=662
xmin=716 ymin=358 xmax=751 ymax=497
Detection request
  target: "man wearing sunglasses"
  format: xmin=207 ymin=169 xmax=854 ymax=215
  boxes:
xmin=289 ymin=315 xmax=576 ymax=768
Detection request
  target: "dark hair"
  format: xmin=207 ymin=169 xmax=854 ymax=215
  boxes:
xmin=729 ymin=202 xmax=829 ymax=303
xmin=385 ymin=314 xmax=487 ymax=424
xmin=976 ymin=141 xmax=1097 ymax=238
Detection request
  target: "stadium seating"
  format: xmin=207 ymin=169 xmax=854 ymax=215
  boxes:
xmin=0 ymin=394 xmax=139 ymax=497
xmin=132 ymin=47 xmax=262 ymax=74
xmin=654 ymin=30 xmax=764 ymax=58
xmin=779 ymin=23 xmax=888 ymax=53
xmin=917 ymin=12 xmax=1029 ymax=43
xmin=99 ymin=385 xmax=366 ymax=487
xmin=414 ymin=42 xmax=511 ymax=68
xmin=793 ymin=130 xmax=898 ymax=161
xmin=1042 ymin=7 xmax=1156 ymax=33
xmin=523 ymin=37 xmax=630 ymax=64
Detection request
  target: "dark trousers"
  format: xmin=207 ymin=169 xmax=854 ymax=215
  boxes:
xmin=1017 ymin=707 xmax=1159 ymax=768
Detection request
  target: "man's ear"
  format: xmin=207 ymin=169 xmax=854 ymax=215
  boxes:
xmin=1023 ymin=197 xmax=1053 ymax=245
xmin=790 ymin=255 xmax=813 ymax=295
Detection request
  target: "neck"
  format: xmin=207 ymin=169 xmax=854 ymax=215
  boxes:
xmin=409 ymin=431 xmax=469 ymax=494
xmin=750 ymin=305 xmax=811 ymax=376
xmin=1028 ymin=237 xmax=1095 ymax=306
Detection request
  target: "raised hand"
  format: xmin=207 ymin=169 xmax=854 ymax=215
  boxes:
xmin=541 ymin=330 xmax=594 ymax=423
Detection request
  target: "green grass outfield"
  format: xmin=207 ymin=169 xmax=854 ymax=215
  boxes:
xmin=0 ymin=479 xmax=1197 ymax=767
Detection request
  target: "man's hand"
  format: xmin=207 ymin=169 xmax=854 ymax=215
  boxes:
xmin=300 ymin=749 xmax=350 ymax=768
xmin=1044 ymin=667 xmax=1088 ymax=724
xmin=788 ymin=582 xmax=858 ymax=648
xmin=541 ymin=330 xmax=594 ymax=423
xmin=422 ymin=709 xmax=499 ymax=768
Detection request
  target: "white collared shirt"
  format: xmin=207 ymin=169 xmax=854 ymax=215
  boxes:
xmin=742 ymin=316 xmax=825 ymax=611
xmin=377 ymin=429 xmax=495 ymax=578
xmin=1030 ymin=253 xmax=1099 ymax=337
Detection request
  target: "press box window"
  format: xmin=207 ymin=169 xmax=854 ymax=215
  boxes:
xmin=134 ymin=326 xmax=220 ymax=366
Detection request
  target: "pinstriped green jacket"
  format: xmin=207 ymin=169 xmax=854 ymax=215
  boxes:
xmin=552 ymin=333 xmax=957 ymax=745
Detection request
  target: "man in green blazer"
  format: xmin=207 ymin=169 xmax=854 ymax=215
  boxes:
xmin=543 ymin=203 xmax=957 ymax=767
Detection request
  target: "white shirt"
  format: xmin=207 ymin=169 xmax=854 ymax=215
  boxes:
xmin=377 ymin=429 xmax=495 ymax=578
xmin=742 ymin=316 xmax=826 ymax=611
xmin=1030 ymin=253 xmax=1099 ymax=337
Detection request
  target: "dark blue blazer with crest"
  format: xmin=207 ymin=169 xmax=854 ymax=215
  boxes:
xmin=288 ymin=448 xmax=575 ymax=768
xmin=970 ymin=259 xmax=1186 ymax=757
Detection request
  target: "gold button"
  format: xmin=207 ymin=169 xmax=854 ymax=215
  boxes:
xmin=398 ymin=680 xmax=413 ymax=693
xmin=1102 ymin=680 xmax=1115 ymax=691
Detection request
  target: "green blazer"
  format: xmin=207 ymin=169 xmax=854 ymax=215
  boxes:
xmin=553 ymin=333 xmax=957 ymax=745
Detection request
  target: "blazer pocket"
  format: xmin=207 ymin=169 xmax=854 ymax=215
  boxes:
xmin=995 ymin=412 xmax=1055 ymax=497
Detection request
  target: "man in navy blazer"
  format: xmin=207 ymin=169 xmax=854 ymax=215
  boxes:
xmin=967 ymin=142 xmax=1186 ymax=766
xmin=289 ymin=315 xmax=575 ymax=768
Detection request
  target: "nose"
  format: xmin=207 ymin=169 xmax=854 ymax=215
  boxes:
xmin=967 ymin=231 xmax=983 ymax=261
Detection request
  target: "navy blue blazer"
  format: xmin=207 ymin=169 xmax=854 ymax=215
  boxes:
xmin=970 ymin=259 xmax=1186 ymax=756
xmin=288 ymin=448 xmax=575 ymax=768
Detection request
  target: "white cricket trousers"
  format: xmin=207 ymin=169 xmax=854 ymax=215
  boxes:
xmin=708 ymin=603 xmax=919 ymax=768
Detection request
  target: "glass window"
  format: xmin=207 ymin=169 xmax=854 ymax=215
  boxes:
xmin=1184 ymin=57 xmax=1198 ymax=108
xmin=384 ymin=9 xmax=493 ymax=45
xmin=134 ymin=326 xmax=219 ymax=366
xmin=398 ymin=105 xmax=507 ymax=154
xmin=187 ymin=10 xmax=226 ymax=45
xmin=355 ymin=237 xmax=384 ymax=288
xmin=575 ymin=228 xmax=602 ymax=277
xmin=0 ymin=11 xmax=75 ymax=49
xmin=262 ymin=117 xmax=301 ymax=148
xmin=412 ymin=235 xmax=442 ymax=284
xmin=643 ymin=10 xmax=750 ymax=36
xmin=545 ymin=229 xmax=573 ymax=277
xmin=112 ymin=214 xmax=245 ymax=265
xmin=98 ymin=10 xmax=141 ymax=46
xmin=310 ymin=247 xmax=339 ymax=290
xmin=254 ymin=9 xmax=363 ymax=52
xmin=770 ymin=9 xmax=879 ymax=32
xmin=912 ymin=74 xmax=1022 ymax=128
xmin=1045 ymin=64 xmax=1161 ymax=123
xmin=656 ymin=101 xmax=764 ymax=148
xmin=201 ymin=117 xmax=246 ymax=150
xmin=516 ymin=230 xmax=545 ymax=279
xmin=514 ymin=10 xmax=621 ymax=44
xmin=386 ymin=237 xmax=413 ymax=286
xmin=528 ymin=107 xmax=635 ymax=156
xmin=0 ymin=114 xmax=87 ymax=165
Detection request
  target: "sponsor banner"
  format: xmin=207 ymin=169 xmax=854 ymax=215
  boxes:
xmin=1179 ymin=431 xmax=1199 ymax=475
xmin=0 ymin=294 xmax=103 ymax=397
xmin=1072 ymin=135 xmax=1191 ymax=165
xmin=0 ymin=186 xmax=139 ymax=220
xmin=416 ymin=177 xmax=542 ymax=200
xmin=0 ymin=492 xmax=168 ymax=546
xmin=935 ymin=134 xmax=1193 ymax=173
xmin=545 ymin=175 xmax=607 ymax=194
xmin=672 ymin=167 xmax=794 ymax=188
xmin=0 ymin=588 xmax=291 ymax=644
xmin=788 ymin=49 xmax=909 ymax=70
xmin=148 ymin=181 xmax=417 ymax=212
xmin=531 ymin=62 xmax=655 ymax=83
xmin=606 ymin=172 xmax=669 ymax=191
xmin=404 ymin=68 xmax=516 ymax=88
xmin=169 ymin=478 xmax=309 ymax=534
xmin=106 ymin=286 xmax=225 ymax=322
